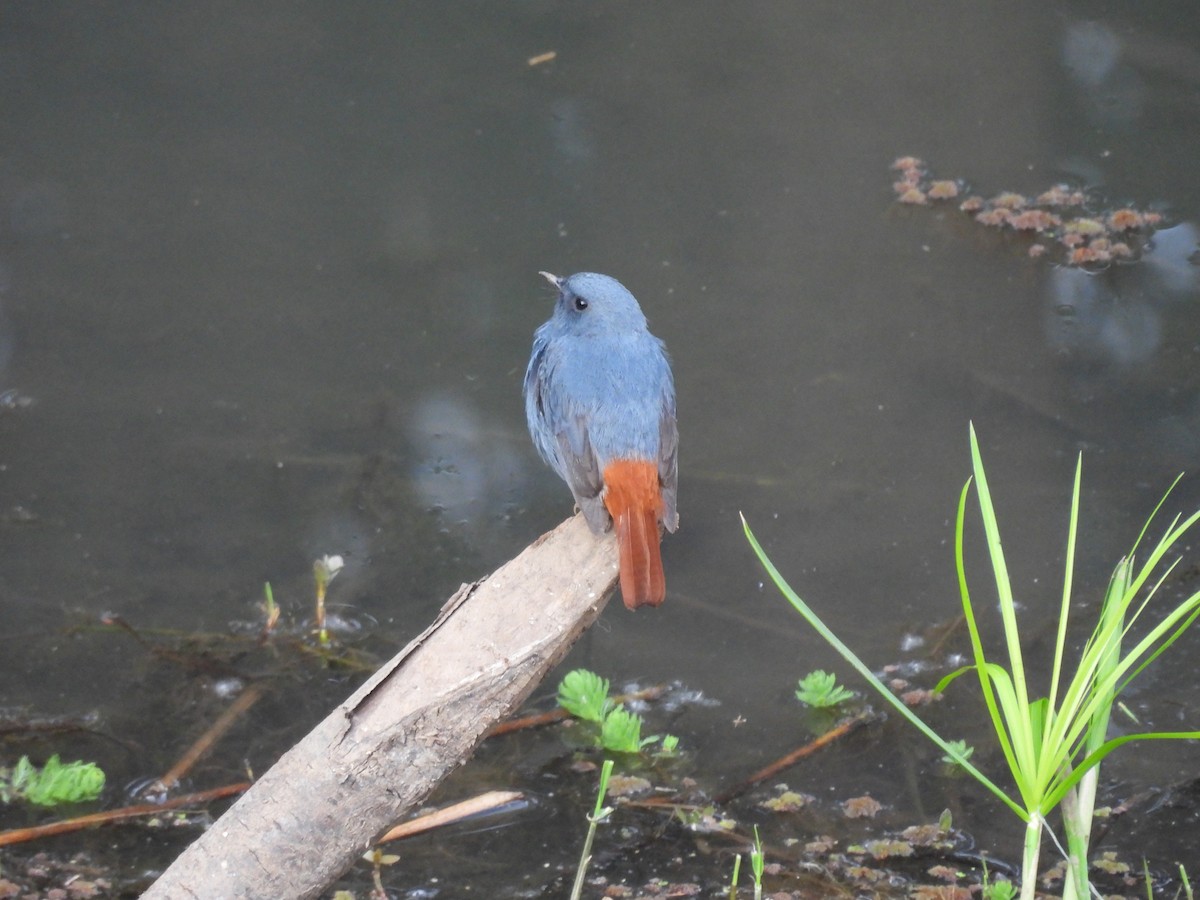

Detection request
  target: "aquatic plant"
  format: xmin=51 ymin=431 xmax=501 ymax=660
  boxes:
xmin=744 ymin=424 xmax=1200 ymax=900
xmin=794 ymin=670 xmax=854 ymax=708
xmin=748 ymin=824 xmax=765 ymax=900
xmin=557 ymin=668 xmax=677 ymax=754
xmin=890 ymin=156 xmax=1163 ymax=268
xmin=2 ymin=755 xmax=105 ymax=807
xmin=557 ymin=668 xmax=612 ymax=723
xmin=939 ymin=739 xmax=974 ymax=767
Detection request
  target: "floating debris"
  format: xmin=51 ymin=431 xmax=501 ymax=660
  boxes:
xmin=761 ymin=788 xmax=814 ymax=813
xmin=927 ymin=180 xmax=959 ymax=200
xmin=990 ymin=191 xmax=1028 ymax=210
xmin=1008 ymin=209 xmax=1061 ymax=232
xmin=1108 ymin=208 xmax=1143 ymax=230
xmin=1063 ymin=217 xmax=1106 ymax=236
xmin=842 ymin=794 xmax=883 ymax=819
xmin=897 ymin=187 xmax=928 ymax=206
xmin=890 ymin=157 xmax=1169 ymax=268
xmin=1037 ymin=184 xmax=1087 ymax=207
xmin=974 ymin=208 xmax=1011 ymax=227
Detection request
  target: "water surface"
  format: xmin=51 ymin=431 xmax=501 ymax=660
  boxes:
xmin=2 ymin=3 xmax=1199 ymax=895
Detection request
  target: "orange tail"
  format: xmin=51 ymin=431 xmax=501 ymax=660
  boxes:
xmin=602 ymin=459 xmax=666 ymax=610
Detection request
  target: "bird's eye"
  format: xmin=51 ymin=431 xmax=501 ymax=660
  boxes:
xmin=573 ymin=296 xmax=588 ymax=311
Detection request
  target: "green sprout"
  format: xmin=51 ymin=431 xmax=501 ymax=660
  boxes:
xmin=557 ymin=669 xmax=612 ymax=723
xmin=3 ymin=754 xmax=105 ymax=807
xmin=312 ymin=554 xmax=344 ymax=647
xmin=748 ymin=824 xmax=765 ymax=900
xmin=599 ymin=707 xmax=645 ymax=754
xmin=557 ymin=669 xmax=677 ymax=755
xmin=940 ymin=739 xmax=975 ymax=767
xmin=981 ymin=860 xmax=1018 ymax=900
xmin=795 ymin=670 xmax=855 ymax=708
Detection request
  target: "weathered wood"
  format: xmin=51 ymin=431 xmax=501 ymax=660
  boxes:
xmin=143 ymin=514 xmax=618 ymax=899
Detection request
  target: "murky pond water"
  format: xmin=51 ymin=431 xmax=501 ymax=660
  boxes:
xmin=2 ymin=3 xmax=1200 ymax=897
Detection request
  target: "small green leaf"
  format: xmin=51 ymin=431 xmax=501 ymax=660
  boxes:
xmin=981 ymin=877 xmax=1018 ymax=900
xmin=11 ymin=754 xmax=105 ymax=807
xmin=940 ymin=739 xmax=974 ymax=766
xmin=557 ymin=669 xmax=611 ymax=723
xmin=796 ymin=670 xmax=855 ymax=708
xmin=749 ymin=824 xmax=765 ymax=884
xmin=599 ymin=707 xmax=643 ymax=753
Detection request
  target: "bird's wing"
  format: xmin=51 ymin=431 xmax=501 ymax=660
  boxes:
xmin=527 ymin=336 xmax=610 ymax=533
xmin=555 ymin=414 xmax=610 ymax=533
xmin=658 ymin=392 xmax=679 ymax=532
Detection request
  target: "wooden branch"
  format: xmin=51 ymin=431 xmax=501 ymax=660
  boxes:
xmin=143 ymin=514 xmax=618 ymax=899
xmin=377 ymin=790 xmax=524 ymax=843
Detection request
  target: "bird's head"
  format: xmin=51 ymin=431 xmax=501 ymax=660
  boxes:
xmin=539 ymin=271 xmax=648 ymax=335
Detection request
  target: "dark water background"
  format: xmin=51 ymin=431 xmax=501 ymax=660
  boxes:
xmin=2 ymin=3 xmax=1200 ymax=896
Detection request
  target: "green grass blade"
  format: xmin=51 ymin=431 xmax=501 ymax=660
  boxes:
xmin=1045 ymin=454 xmax=1082 ymax=743
xmin=968 ymin=425 xmax=1031 ymax=717
xmin=954 ymin=477 xmax=1024 ymax=791
xmin=1043 ymin=729 xmax=1200 ymax=811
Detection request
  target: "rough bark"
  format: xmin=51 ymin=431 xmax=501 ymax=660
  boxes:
xmin=142 ymin=514 xmax=618 ymax=899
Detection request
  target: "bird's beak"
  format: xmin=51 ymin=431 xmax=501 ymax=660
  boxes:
xmin=538 ymin=271 xmax=562 ymax=290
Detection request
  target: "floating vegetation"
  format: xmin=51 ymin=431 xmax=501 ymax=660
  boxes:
xmin=0 ymin=755 xmax=105 ymax=808
xmin=889 ymin=156 xmax=1167 ymax=268
xmin=794 ymin=670 xmax=855 ymax=708
xmin=556 ymin=668 xmax=679 ymax=754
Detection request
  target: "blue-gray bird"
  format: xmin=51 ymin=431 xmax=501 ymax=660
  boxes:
xmin=523 ymin=271 xmax=678 ymax=608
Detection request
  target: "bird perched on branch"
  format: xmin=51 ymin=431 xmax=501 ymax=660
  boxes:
xmin=524 ymin=271 xmax=678 ymax=609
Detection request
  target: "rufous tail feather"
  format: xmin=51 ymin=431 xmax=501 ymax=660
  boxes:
xmin=602 ymin=459 xmax=666 ymax=609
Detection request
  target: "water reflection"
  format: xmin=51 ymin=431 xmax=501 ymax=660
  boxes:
xmin=409 ymin=391 xmax=529 ymax=533
xmin=1063 ymin=20 xmax=1147 ymax=129
xmin=1045 ymin=221 xmax=1199 ymax=366
xmin=1046 ymin=266 xmax=1162 ymax=366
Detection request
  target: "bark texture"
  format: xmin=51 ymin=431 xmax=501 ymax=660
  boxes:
xmin=143 ymin=514 xmax=618 ymax=899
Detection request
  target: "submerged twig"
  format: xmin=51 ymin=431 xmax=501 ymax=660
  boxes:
xmin=377 ymin=790 xmax=524 ymax=843
xmin=147 ymin=683 xmax=266 ymax=796
xmin=715 ymin=710 xmax=873 ymax=804
xmin=0 ymin=782 xmax=250 ymax=848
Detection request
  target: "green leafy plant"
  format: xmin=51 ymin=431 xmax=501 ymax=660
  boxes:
xmin=748 ymin=824 xmax=765 ymax=900
xmin=795 ymin=669 xmax=854 ymax=708
xmin=3 ymin=754 xmax=105 ymax=807
xmin=982 ymin=875 xmax=1018 ymax=900
xmin=940 ymin=739 xmax=974 ymax=766
xmin=557 ymin=669 xmax=612 ymax=723
xmin=743 ymin=425 xmax=1200 ymax=900
xmin=557 ymin=669 xmax=677 ymax=754
xmin=599 ymin=707 xmax=645 ymax=753
xmin=981 ymin=860 xmax=1018 ymax=900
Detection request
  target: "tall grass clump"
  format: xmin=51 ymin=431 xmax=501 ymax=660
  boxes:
xmin=743 ymin=424 xmax=1200 ymax=899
